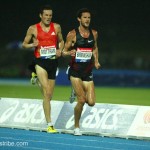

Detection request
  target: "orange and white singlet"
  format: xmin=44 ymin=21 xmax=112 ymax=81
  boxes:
xmin=34 ymin=22 xmax=58 ymax=59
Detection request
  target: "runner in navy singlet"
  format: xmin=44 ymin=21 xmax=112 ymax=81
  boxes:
xmin=62 ymin=8 xmax=101 ymax=135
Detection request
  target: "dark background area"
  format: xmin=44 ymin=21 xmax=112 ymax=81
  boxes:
xmin=0 ymin=0 xmax=150 ymax=78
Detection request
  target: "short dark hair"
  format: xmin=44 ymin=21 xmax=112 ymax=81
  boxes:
xmin=39 ymin=5 xmax=53 ymax=14
xmin=77 ymin=8 xmax=91 ymax=18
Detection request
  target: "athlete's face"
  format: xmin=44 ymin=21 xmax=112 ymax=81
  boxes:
xmin=40 ymin=10 xmax=53 ymax=26
xmin=78 ymin=12 xmax=91 ymax=28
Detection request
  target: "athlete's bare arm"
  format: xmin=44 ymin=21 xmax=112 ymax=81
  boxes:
xmin=54 ymin=23 xmax=64 ymax=57
xmin=92 ymin=30 xmax=101 ymax=69
xmin=22 ymin=25 xmax=38 ymax=49
xmin=62 ymin=29 xmax=76 ymax=57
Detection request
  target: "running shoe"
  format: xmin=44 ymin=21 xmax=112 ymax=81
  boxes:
xmin=69 ymin=88 xmax=76 ymax=103
xmin=74 ymin=128 xmax=82 ymax=136
xmin=31 ymin=72 xmax=37 ymax=85
xmin=47 ymin=126 xmax=58 ymax=133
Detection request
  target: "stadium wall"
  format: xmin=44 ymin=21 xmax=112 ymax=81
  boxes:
xmin=56 ymin=69 xmax=150 ymax=87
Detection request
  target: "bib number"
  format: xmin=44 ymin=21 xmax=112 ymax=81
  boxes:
xmin=75 ymin=48 xmax=92 ymax=62
xmin=40 ymin=46 xmax=56 ymax=59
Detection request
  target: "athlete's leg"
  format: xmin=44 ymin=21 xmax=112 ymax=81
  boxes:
xmin=33 ymin=67 xmax=59 ymax=95
xmin=35 ymin=65 xmax=55 ymax=124
xmin=83 ymin=81 xmax=95 ymax=106
xmin=70 ymin=76 xmax=86 ymax=131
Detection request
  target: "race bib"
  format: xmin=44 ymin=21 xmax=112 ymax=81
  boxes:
xmin=75 ymin=48 xmax=92 ymax=62
xmin=40 ymin=46 xmax=56 ymax=59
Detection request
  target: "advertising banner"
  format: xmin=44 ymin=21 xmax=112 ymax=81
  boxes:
xmin=128 ymin=107 xmax=150 ymax=138
xmin=55 ymin=102 xmax=138 ymax=136
xmin=0 ymin=97 xmax=64 ymax=130
xmin=0 ymin=97 xmax=150 ymax=139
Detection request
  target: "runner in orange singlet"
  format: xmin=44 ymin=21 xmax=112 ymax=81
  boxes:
xmin=22 ymin=5 xmax=64 ymax=133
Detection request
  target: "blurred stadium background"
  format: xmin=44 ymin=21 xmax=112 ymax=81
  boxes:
xmin=0 ymin=0 xmax=150 ymax=102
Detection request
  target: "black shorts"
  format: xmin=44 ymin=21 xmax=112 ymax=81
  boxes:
xmin=68 ymin=67 xmax=93 ymax=81
xmin=28 ymin=58 xmax=58 ymax=79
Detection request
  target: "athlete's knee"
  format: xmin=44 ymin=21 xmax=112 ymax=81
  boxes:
xmin=78 ymin=97 xmax=86 ymax=105
xmin=88 ymin=101 xmax=95 ymax=106
xmin=43 ymin=88 xmax=53 ymax=100
xmin=78 ymin=99 xmax=86 ymax=105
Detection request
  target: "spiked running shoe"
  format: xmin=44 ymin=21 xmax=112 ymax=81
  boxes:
xmin=69 ymin=88 xmax=76 ymax=103
xmin=47 ymin=126 xmax=58 ymax=133
xmin=31 ymin=72 xmax=37 ymax=85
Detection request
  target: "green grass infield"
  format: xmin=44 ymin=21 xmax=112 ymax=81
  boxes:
xmin=0 ymin=84 xmax=150 ymax=106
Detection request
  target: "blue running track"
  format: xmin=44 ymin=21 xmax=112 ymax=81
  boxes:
xmin=0 ymin=128 xmax=150 ymax=150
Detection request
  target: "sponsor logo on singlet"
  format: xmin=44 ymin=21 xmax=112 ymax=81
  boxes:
xmin=51 ymin=32 xmax=56 ymax=35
